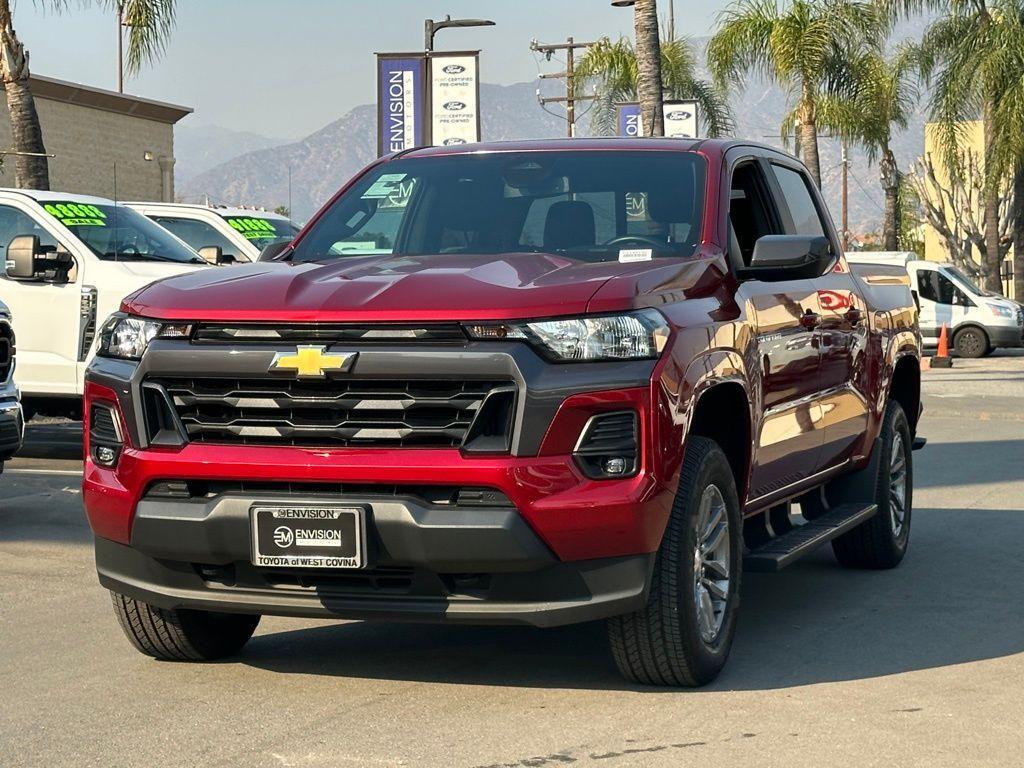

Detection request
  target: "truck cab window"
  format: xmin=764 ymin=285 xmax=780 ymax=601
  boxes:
xmin=728 ymin=162 xmax=779 ymax=267
xmin=0 ymin=205 xmax=58 ymax=260
xmin=918 ymin=270 xmax=969 ymax=306
xmin=772 ymin=164 xmax=827 ymax=237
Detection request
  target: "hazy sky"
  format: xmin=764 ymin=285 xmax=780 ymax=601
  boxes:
xmin=15 ymin=0 xmax=732 ymax=139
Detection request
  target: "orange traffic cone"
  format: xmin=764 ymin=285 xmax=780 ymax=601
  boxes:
xmin=932 ymin=322 xmax=953 ymax=368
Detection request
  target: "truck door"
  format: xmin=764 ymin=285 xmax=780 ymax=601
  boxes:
xmin=0 ymin=203 xmax=83 ymax=397
xmin=728 ymin=158 xmax=824 ymax=501
xmin=767 ymin=161 xmax=870 ymax=470
xmin=916 ymin=266 xmax=972 ymax=344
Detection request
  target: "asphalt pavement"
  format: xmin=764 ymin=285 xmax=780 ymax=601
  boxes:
xmin=2 ymin=352 xmax=1023 ymax=767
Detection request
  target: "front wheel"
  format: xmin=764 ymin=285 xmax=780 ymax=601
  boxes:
xmin=954 ymin=326 xmax=989 ymax=358
xmin=831 ymin=401 xmax=913 ymax=569
xmin=111 ymin=592 xmax=260 ymax=661
xmin=608 ymin=436 xmax=742 ymax=687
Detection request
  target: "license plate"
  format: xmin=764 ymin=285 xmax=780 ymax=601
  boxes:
xmin=251 ymin=506 xmax=365 ymax=569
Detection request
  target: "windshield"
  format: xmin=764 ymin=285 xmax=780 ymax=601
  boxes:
xmin=944 ymin=266 xmax=984 ymax=297
xmin=289 ymin=151 xmax=706 ymax=263
xmin=42 ymin=202 xmax=204 ymax=263
xmin=220 ymin=214 xmax=301 ymax=250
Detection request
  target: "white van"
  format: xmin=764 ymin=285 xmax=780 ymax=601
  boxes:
xmin=847 ymin=251 xmax=1024 ymax=357
xmin=0 ymin=189 xmax=207 ymax=416
xmin=126 ymin=203 xmax=300 ymax=264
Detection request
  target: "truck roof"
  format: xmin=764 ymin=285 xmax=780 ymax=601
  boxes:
xmin=396 ymin=137 xmax=781 ymax=160
xmin=125 ymin=202 xmax=293 ymax=220
xmin=0 ymin=188 xmax=115 ymax=205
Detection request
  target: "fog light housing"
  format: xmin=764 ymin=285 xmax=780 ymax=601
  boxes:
xmin=89 ymin=402 xmax=124 ymax=468
xmin=573 ymin=411 xmax=639 ymax=479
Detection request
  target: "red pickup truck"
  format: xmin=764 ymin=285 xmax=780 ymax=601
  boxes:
xmin=83 ymin=139 xmax=921 ymax=686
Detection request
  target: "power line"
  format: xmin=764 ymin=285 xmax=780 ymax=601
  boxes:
xmin=529 ymin=37 xmax=597 ymax=137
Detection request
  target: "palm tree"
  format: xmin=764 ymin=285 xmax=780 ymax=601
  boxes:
xmin=896 ymin=0 xmax=1013 ymax=293
xmin=575 ymin=36 xmax=733 ymax=138
xmin=707 ymin=0 xmax=885 ymax=188
xmin=0 ymin=0 xmax=176 ymax=190
xmin=807 ymin=47 xmax=918 ymax=250
xmin=633 ymin=0 xmax=664 ymax=136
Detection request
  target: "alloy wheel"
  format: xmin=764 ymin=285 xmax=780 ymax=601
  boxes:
xmin=693 ymin=484 xmax=731 ymax=644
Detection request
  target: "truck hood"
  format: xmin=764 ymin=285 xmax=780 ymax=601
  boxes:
xmin=123 ymin=252 xmax=715 ymax=322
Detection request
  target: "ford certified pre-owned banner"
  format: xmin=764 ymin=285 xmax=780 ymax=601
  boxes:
xmin=616 ymin=100 xmax=700 ymax=139
xmin=377 ymin=54 xmax=425 ymax=155
xmin=429 ymin=52 xmax=480 ymax=146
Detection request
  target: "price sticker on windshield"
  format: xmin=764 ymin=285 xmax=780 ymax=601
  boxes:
xmin=619 ymin=248 xmax=653 ymax=263
xmin=225 ymin=217 xmax=279 ymax=240
xmin=43 ymin=202 xmax=107 ymax=227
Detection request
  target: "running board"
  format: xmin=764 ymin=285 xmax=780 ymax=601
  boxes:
xmin=912 ymin=436 xmax=927 ymax=451
xmin=743 ymin=503 xmax=878 ymax=573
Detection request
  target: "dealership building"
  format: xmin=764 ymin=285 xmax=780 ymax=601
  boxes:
xmin=0 ymin=75 xmax=191 ymax=202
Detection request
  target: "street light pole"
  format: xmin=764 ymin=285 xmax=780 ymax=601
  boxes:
xmin=424 ymin=15 xmax=495 ymax=52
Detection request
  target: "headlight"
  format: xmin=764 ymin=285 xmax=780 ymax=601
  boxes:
xmin=97 ymin=314 xmax=191 ymax=360
xmin=465 ymin=309 xmax=670 ymax=361
xmin=987 ymin=303 xmax=1015 ymax=319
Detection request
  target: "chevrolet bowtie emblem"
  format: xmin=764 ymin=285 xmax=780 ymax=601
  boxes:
xmin=269 ymin=346 xmax=356 ymax=378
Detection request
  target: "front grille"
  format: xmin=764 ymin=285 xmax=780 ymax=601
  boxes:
xmin=147 ymin=377 xmax=514 ymax=448
xmin=0 ymin=321 xmax=13 ymax=382
xmin=193 ymin=323 xmax=468 ymax=344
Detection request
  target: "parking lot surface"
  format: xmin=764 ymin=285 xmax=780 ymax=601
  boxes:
xmin=2 ymin=353 xmax=1023 ymax=767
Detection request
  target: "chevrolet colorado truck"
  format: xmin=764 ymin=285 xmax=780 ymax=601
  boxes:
xmin=83 ymin=139 xmax=921 ymax=686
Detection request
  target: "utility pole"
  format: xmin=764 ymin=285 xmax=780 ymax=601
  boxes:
xmin=530 ymin=38 xmax=597 ymax=137
xmin=117 ymin=3 xmax=124 ymax=93
xmin=841 ymin=140 xmax=849 ymax=251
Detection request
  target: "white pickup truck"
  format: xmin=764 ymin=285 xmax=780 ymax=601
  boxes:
xmin=847 ymin=251 xmax=1024 ymax=357
xmin=126 ymin=203 xmax=300 ymax=264
xmin=0 ymin=189 xmax=207 ymax=417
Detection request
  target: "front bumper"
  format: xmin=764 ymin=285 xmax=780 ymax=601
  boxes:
xmin=0 ymin=390 xmax=23 ymax=461
xmin=83 ymin=337 xmax=680 ymax=625
xmin=987 ymin=323 xmax=1024 ymax=348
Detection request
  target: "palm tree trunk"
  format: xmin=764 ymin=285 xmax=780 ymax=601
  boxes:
xmin=1014 ymin=162 xmax=1024 ymax=302
xmin=0 ymin=0 xmax=48 ymax=190
xmin=798 ymin=88 xmax=821 ymax=188
xmin=633 ymin=0 xmax=663 ymax=137
xmin=982 ymin=98 xmax=1002 ymax=294
xmin=880 ymin=146 xmax=900 ymax=251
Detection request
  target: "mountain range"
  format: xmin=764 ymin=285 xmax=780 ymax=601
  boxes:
xmin=176 ymin=76 xmax=929 ymax=237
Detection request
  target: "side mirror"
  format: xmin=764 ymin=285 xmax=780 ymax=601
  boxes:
xmin=258 ymin=241 xmax=291 ymax=262
xmin=5 ymin=235 xmax=73 ymax=283
xmin=744 ymin=235 xmax=832 ymax=280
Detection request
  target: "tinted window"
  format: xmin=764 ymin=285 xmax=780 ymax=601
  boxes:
xmin=0 ymin=205 xmax=58 ymax=257
xmin=291 ymin=151 xmax=706 ymax=264
xmin=729 ymin=162 xmax=781 ymax=266
xmin=151 ymin=216 xmax=239 ymax=257
xmin=917 ymin=270 xmax=966 ymax=305
xmin=41 ymin=202 xmax=203 ymax=263
xmin=772 ymin=165 xmax=826 ymax=237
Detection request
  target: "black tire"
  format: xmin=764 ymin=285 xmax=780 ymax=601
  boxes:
xmin=953 ymin=326 xmax=989 ymax=358
xmin=831 ymin=401 xmax=913 ymax=569
xmin=608 ymin=436 xmax=742 ymax=687
xmin=111 ymin=591 xmax=260 ymax=661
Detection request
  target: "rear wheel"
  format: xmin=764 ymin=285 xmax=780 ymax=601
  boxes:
xmin=954 ymin=326 xmax=989 ymax=358
xmin=831 ymin=401 xmax=913 ymax=569
xmin=111 ymin=591 xmax=260 ymax=661
xmin=608 ymin=437 xmax=742 ymax=687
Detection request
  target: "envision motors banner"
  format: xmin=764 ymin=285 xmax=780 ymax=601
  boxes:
xmin=376 ymin=50 xmax=481 ymax=155
xmin=376 ymin=55 xmax=425 ymax=155
xmin=429 ymin=53 xmax=480 ymax=146
xmin=616 ymin=100 xmax=700 ymax=139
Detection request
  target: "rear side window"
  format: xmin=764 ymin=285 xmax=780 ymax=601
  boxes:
xmin=772 ymin=164 xmax=826 ymax=237
xmin=151 ymin=216 xmax=238 ymax=258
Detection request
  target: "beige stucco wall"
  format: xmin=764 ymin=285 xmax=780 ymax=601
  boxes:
xmin=0 ymin=96 xmax=173 ymax=201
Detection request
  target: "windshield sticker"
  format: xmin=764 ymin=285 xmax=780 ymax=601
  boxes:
xmin=362 ymin=173 xmax=408 ymax=199
xmin=43 ymin=202 xmax=107 ymax=227
xmin=226 ymin=217 xmax=279 ymax=240
xmin=619 ymin=248 xmax=653 ymax=263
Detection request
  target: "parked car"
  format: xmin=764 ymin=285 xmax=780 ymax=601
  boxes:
xmin=126 ymin=203 xmax=301 ymax=264
xmin=83 ymin=139 xmax=922 ymax=686
xmin=0 ymin=189 xmax=208 ymax=418
xmin=0 ymin=297 xmax=23 ymax=472
xmin=847 ymin=251 xmax=1023 ymax=357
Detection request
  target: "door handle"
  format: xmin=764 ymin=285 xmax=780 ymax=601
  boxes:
xmin=800 ymin=310 xmax=821 ymax=330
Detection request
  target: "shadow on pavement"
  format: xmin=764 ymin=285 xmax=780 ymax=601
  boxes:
xmin=243 ymin=504 xmax=1024 ymax=692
